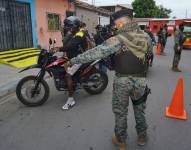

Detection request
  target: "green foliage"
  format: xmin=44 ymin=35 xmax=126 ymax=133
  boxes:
xmin=132 ymin=0 xmax=172 ymax=18
xmin=155 ymin=5 xmax=172 ymax=18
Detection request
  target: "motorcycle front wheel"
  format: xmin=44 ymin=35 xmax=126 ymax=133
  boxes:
xmin=16 ymin=76 xmax=50 ymax=107
xmin=83 ymin=69 xmax=108 ymax=95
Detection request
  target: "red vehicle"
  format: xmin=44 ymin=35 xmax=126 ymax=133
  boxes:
xmin=148 ymin=18 xmax=191 ymax=34
xmin=183 ymin=21 xmax=191 ymax=48
xmin=16 ymin=42 xmax=108 ymax=107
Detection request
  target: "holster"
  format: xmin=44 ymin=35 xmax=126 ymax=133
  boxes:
xmin=132 ymin=86 xmax=151 ymax=106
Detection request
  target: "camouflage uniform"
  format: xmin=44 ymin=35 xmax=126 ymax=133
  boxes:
xmin=162 ymin=28 xmax=168 ymax=50
xmin=70 ymin=23 xmax=149 ymax=142
xmin=173 ymin=30 xmax=185 ymax=68
xmin=112 ymin=74 xmax=147 ymax=141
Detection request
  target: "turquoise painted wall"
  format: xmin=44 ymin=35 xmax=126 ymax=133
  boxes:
xmin=16 ymin=0 xmax=37 ymax=48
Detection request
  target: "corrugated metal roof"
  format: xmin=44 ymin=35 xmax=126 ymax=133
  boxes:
xmin=150 ymin=18 xmax=191 ymax=21
xmin=117 ymin=4 xmax=133 ymax=10
xmin=134 ymin=18 xmax=191 ymax=21
xmin=75 ymin=1 xmax=111 ymax=16
xmin=97 ymin=3 xmax=133 ymax=10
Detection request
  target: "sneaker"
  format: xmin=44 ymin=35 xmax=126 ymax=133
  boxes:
xmin=137 ymin=133 xmax=147 ymax=146
xmin=112 ymin=134 xmax=127 ymax=150
xmin=62 ymin=97 xmax=76 ymax=110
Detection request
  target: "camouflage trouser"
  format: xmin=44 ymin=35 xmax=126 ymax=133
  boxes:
xmin=172 ymin=51 xmax=182 ymax=68
xmin=112 ymin=74 xmax=148 ymax=142
xmin=158 ymin=39 xmax=165 ymax=53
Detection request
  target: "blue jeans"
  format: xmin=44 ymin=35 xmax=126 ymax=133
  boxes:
xmin=99 ymin=62 xmax=107 ymax=73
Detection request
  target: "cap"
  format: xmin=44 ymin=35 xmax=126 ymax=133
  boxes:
xmin=110 ymin=9 xmax=133 ymax=25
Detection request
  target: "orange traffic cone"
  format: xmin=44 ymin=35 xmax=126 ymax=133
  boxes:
xmin=165 ymin=78 xmax=187 ymax=120
xmin=155 ymin=42 xmax=161 ymax=55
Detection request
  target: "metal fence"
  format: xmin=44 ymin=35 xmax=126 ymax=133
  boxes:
xmin=0 ymin=0 xmax=33 ymax=51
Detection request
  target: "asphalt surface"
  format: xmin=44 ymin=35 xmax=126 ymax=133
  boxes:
xmin=0 ymin=37 xmax=191 ymax=150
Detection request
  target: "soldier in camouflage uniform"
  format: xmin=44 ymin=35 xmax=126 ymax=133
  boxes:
xmin=63 ymin=10 xmax=151 ymax=150
xmin=172 ymin=24 xmax=186 ymax=72
xmin=162 ymin=24 xmax=169 ymax=54
xmin=157 ymin=26 xmax=166 ymax=54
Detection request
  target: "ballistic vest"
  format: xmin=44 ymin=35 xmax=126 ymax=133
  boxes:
xmin=113 ymin=28 xmax=149 ymax=76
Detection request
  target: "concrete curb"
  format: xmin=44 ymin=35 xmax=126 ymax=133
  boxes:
xmin=0 ymin=79 xmax=19 ymax=100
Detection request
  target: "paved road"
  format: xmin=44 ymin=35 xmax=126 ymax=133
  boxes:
xmin=0 ymin=37 xmax=191 ymax=150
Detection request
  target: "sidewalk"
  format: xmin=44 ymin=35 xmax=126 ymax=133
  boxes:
xmin=0 ymin=52 xmax=63 ymax=100
xmin=0 ymin=64 xmax=40 ymax=99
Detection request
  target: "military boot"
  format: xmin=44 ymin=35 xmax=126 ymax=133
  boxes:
xmin=112 ymin=134 xmax=127 ymax=150
xmin=137 ymin=132 xmax=147 ymax=146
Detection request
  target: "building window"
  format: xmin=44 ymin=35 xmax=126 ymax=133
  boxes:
xmin=47 ymin=13 xmax=60 ymax=31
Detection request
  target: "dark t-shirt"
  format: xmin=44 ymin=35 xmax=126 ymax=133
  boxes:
xmin=94 ymin=32 xmax=109 ymax=46
xmin=61 ymin=31 xmax=87 ymax=59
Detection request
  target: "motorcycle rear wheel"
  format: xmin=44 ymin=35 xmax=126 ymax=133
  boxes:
xmin=16 ymin=76 xmax=49 ymax=107
xmin=83 ymin=69 xmax=108 ymax=95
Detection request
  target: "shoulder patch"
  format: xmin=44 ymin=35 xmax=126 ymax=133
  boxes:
xmin=75 ymin=31 xmax=84 ymax=37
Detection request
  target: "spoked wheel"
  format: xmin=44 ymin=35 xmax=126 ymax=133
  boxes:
xmin=16 ymin=76 xmax=49 ymax=107
xmin=84 ymin=69 xmax=108 ymax=95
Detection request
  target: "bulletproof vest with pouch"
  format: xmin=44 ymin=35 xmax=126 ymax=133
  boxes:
xmin=114 ymin=32 xmax=147 ymax=76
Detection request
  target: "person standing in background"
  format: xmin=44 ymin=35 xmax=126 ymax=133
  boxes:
xmin=80 ymin=22 xmax=95 ymax=49
xmin=172 ymin=24 xmax=186 ymax=72
xmin=144 ymin=26 xmax=156 ymax=66
xmin=162 ymin=24 xmax=169 ymax=54
xmin=157 ymin=26 xmax=166 ymax=54
xmin=94 ymin=25 xmax=108 ymax=73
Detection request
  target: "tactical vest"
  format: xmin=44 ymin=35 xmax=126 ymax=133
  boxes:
xmin=113 ymin=31 xmax=149 ymax=77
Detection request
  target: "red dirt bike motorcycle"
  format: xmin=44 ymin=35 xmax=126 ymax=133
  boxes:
xmin=16 ymin=46 xmax=108 ymax=107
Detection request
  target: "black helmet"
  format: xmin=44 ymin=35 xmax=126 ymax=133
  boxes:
xmin=95 ymin=24 xmax=102 ymax=31
xmin=64 ymin=16 xmax=81 ymax=33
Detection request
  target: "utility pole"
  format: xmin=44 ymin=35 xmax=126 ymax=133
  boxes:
xmin=186 ymin=9 xmax=188 ymax=18
xmin=92 ymin=0 xmax=95 ymax=5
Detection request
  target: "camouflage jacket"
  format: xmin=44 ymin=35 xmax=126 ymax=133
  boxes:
xmin=70 ymin=23 xmax=150 ymax=68
xmin=174 ymin=30 xmax=185 ymax=47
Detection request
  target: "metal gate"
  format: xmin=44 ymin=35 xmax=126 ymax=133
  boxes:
xmin=0 ymin=0 xmax=33 ymax=51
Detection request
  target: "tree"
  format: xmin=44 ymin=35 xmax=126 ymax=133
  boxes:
xmin=156 ymin=5 xmax=172 ymax=18
xmin=132 ymin=0 xmax=172 ymax=18
xmin=132 ymin=0 xmax=157 ymax=18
